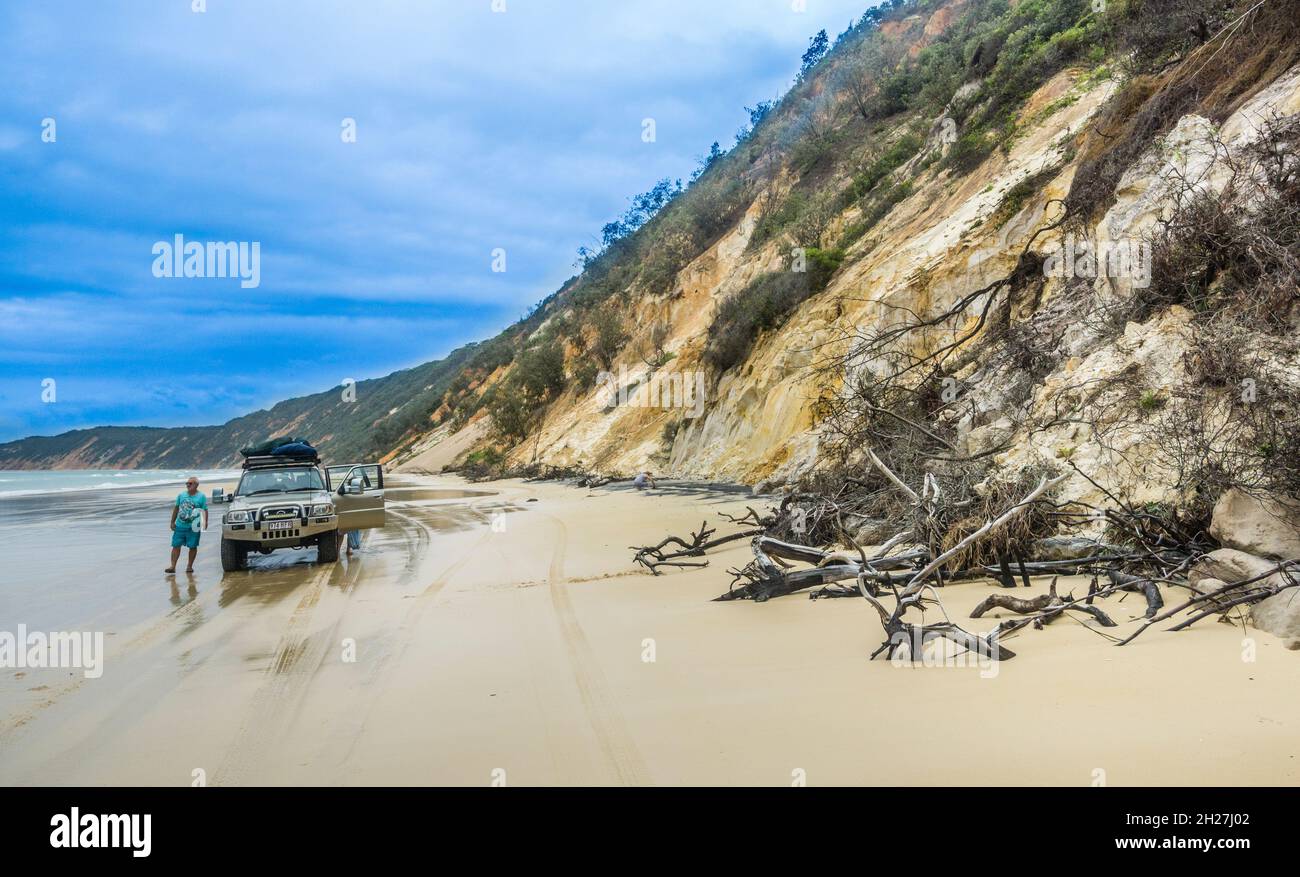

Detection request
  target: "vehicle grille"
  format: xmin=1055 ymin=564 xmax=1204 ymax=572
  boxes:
xmin=260 ymin=505 xmax=302 ymax=520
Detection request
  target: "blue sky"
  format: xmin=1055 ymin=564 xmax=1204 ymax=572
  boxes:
xmin=0 ymin=0 xmax=872 ymax=442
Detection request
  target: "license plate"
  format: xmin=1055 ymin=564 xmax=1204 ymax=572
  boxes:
xmin=267 ymin=520 xmax=295 ymax=532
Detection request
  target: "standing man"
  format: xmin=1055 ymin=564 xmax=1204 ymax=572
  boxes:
xmin=166 ymin=476 xmax=209 ymax=574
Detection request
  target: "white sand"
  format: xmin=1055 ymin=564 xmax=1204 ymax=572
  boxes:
xmin=2 ymin=474 xmax=1297 ymax=786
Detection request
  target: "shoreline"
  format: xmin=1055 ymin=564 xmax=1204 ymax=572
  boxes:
xmin=0 ymin=468 xmax=241 ymax=501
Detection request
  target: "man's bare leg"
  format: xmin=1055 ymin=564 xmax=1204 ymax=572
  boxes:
xmin=166 ymin=546 xmax=181 ymax=573
xmin=185 ymin=547 xmax=198 ymax=573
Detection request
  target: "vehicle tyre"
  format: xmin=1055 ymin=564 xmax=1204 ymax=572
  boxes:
xmin=220 ymin=537 xmax=246 ymax=572
xmin=316 ymin=531 xmax=340 ymax=563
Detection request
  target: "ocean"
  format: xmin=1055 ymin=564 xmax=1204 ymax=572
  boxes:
xmin=0 ymin=468 xmax=239 ymax=499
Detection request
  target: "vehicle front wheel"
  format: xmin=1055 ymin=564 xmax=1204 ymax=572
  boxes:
xmin=316 ymin=531 xmax=340 ymax=563
xmin=220 ymin=537 xmax=247 ymax=572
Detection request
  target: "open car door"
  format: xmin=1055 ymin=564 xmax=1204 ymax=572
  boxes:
xmin=330 ymin=463 xmax=385 ymax=531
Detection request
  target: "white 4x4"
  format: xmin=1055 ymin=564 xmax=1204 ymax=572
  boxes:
xmin=216 ymin=453 xmax=386 ymax=572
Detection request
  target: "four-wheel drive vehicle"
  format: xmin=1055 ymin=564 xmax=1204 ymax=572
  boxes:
xmin=217 ymin=451 xmax=385 ymax=572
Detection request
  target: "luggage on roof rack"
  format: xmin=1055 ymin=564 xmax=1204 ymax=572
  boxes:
xmin=240 ymin=436 xmax=312 ymax=458
xmin=270 ymin=440 xmax=317 ymax=457
xmin=239 ymin=437 xmax=318 ymax=464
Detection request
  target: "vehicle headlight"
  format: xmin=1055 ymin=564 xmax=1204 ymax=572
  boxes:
xmin=310 ymin=503 xmax=335 ymax=516
xmin=224 ymin=510 xmax=253 ymax=524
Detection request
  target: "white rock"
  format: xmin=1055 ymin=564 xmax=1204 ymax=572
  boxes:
xmin=1189 ymin=548 xmax=1279 ymax=588
xmin=1210 ymin=489 xmax=1300 ymax=560
xmin=1188 ymin=549 xmax=1300 ymax=647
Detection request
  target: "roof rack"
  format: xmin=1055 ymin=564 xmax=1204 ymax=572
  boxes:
xmin=242 ymin=453 xmax=320 ymax=470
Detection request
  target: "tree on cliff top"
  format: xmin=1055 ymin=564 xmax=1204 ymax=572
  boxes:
xmin=799 ymin=29 xmax=830 ymax=79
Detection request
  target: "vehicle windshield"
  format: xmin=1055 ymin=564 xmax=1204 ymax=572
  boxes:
xmin=238 ymin=468 xmax=325 ymax=496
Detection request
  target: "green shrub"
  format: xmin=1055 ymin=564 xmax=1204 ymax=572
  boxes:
xmin=945 ymin=130 xmax=997 ymax=174
xmin=459 ymin=447 xmax=506 ymax=480
xmin=570 ymin=359 xmax=601 ymax=391
xmin=587 ymin=306 xmax=628 ymax=369
xmin=843 ymin=133 xmax=923 ymax=207
xmin=486 ymin=386 xmax=532 ymax=441
xmin=751 ymin=192 xmax=807 ymax=248
xmin=805 ymin=247 xmax=845 ymax=291
xmin=465 ymin=447 xmax=503 ymax=468
xmin=839 ymin=179 xmax=915 ymax=249
xmin=515 ymin=340 xmax=567 ymax=401
xmin=704 ymin=271 xmax=820 ymax=372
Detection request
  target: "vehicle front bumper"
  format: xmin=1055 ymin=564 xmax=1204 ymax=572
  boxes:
xmin=222 ymin=513 xmax=338 ymax=547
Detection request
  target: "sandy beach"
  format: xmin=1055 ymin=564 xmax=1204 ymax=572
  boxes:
xmin=1 ymin=472 xmax=1297 ymax=787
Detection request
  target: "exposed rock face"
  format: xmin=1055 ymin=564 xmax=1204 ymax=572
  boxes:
xmin=504 ymin=66 xmax=1125 ymax=486
xmin=1210 ymin=489 xmax=1300 ymax=561
xmin=495 ymin=60 xmax=1300 ymax=513
xmin=1188 ymin=549 xmax=1300 ymax=648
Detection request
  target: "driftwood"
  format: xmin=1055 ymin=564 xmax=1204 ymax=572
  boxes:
xmin=860 ymin=578 xmax=1015 ymax=662
xmin=718 ymin=506 xmax=773 ymax=528
xmin=631 ymin=521 xmax=763 ymax=575
xmin=1118 ymin=560 xmax=1300 ymax=645
xmin=690 ymin=462 xmax=1123 ymax=661
xmin=627 ymin=445 xmax=1293 ymax=663
xmin=1105 ymin=570 xmax=1165 ymax=619
xmin=971 ymin=577 xmax=1117 ymax=629
xmin=718 ymin=536 xmax=928 ymax=601
xmin=720 ymin=471 xmax=1068 ymax=603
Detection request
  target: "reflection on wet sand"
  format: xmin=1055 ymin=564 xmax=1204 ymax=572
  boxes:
xmin=168 ymin=577 xmax=198 ymax=608
xmin=383 ymin=486 xmax=496 ymax=502
xmin=0 ymin=475 xmax=505 ymax=750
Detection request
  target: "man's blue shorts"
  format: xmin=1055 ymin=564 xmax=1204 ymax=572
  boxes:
xmin=171 ymin=528 xmax=201 ymax=549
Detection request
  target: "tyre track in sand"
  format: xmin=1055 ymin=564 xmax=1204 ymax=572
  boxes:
xmin=314 ymin=501 xmax=497 ymax=772
xmin=212 ymin=555 xmax=362 ymax=785
xmin=542 ymin=513 xmax=650 ymax=786
xmin=213 ymin=498 xmax=462 ymax=783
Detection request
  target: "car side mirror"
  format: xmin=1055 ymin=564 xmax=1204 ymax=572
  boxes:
xmin=340 ymin=484 xmax=363 ymax=496
xmin=211 ymin=488 xmax=226 ymax=502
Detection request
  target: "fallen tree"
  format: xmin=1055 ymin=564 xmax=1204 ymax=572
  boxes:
xmin=629 ymin=453 xmax=1296 ymax=662
xmin=632 ymin=520 xmax=764 ymax=575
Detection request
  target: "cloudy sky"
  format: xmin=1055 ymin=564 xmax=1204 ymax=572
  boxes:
xmin=0 ymin=0 xmax=872 ymax=442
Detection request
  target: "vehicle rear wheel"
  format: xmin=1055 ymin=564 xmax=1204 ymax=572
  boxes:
xmin=220 ymin=537 xmax=247 ymax=572
xmin=316 ymin=531 xmax=340 ymax=563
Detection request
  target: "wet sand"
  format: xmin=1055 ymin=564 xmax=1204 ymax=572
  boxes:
xmin=1 ymin=473 xmax=1298 ymax=786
